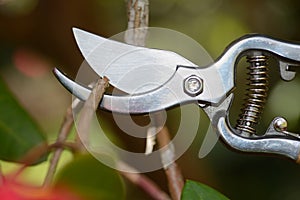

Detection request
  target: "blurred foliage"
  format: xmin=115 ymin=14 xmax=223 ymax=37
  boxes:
xmin=0 ymin=0 xmax=300 ymax=200
xmin=55 ymin=154 xmax=125 ymax=200
xmin=0 ymin=77 xmax=46 ymax=163
xmin=0 ymin=0 xmax=38 ymax=16
xmin=0 ymin=176 xmax=83 ymax=200
xmin=181 ymin=180 xmax=229 ymax=200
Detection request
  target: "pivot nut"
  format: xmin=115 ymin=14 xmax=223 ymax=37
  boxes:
xmin=184 ymin=75 xmax=203 ymax=96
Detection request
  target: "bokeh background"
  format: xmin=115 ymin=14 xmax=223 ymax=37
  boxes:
xmin=0 ymin=0 xmax=300 ymax=199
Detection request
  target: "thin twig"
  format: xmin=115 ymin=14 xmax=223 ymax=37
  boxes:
xmin=19 ymin=142 xmax=49 ymax=165
xmin=15 ymin=99 xmax=79 ymax=186
xmin=156 ymin=125 xmax=184 ymax=200
xmin=76 ymin=78 xmax=109 ymax=151
xmin=49 ymin=141 xmax=80 ymax=153
xmin=11 ymin=143 xmax=49 ymax=180
xmin=118 ymin=162 xmax=171 ymax=200
xmin=125 ymin=0 xmax=149 ymax=46
xmin=125 ymin=1 xmax=184 ymax=199
xmin=12 ymin=141 xmax=80 ymax=185
xmin=43 ymin=102 xmax=77 ymax=187
xmin=76 ymin=75 xmax=170 ymax=199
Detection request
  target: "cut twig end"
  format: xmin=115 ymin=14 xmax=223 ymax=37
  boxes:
xmin=103 ymin=76 xmax=110 ymax=83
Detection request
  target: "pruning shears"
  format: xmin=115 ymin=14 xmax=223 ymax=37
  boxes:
xmin=54 ymin=28 xmax=300 ymax=162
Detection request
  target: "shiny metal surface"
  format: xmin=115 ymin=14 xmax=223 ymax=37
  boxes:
xmin=279 ymin=61 xmax=297 ymax=81
xmin=273 ymin=117 xmax=288 ymax=132
xmin=203 ymin=94 xmax=300 ymax=160
xmin=209 ymin=34 xmax=300 ymax=96
xmin=236 ymin=53 xmax=269 ymax=135
xmin=54 ymin=65 xmax=225 ymax=114
xmin=73 ymin=28 xmax=197 ymax=94
xmin=55 ymin=32 xmax=300 ymax=160
xmin=53 ymin=68 xmax=91 ymax=100
xmin=60 ymin=33 xmax=300 ymax=114
xmin=183 ymin=75 xmax=203 ymax=96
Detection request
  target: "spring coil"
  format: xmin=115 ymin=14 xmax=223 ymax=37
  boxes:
xmin=236 ymin=53 xmax=269 ymax=135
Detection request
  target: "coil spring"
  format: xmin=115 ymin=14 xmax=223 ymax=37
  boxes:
xmin=236 ymin=53 xmax=269 ymax=135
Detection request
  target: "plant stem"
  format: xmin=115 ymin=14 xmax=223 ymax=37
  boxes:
xmin=44 ymin=80 xmax=108 ymax=187
xmin=12 ymin=143 xmax=49 ymax=180
xmin=19 ymin=143 xmax=49 ymax=165
xmin=43 ymin=103 xmax=76 ymax=187
xmin=75 ymin=76 xmax=170 ymax=199
xmin=125 ymin=1 xmax=184 ymax=199
xmin=49 ymin=141 xmax=80 ymax=153
xmin=76 ymin=78 xmax=109 ymax=151
xmin=125 ymin=0 xmax=149 ymax=46
xmin=118 ymin=162 xmax=171 ymax=200
xmin=156 ymin=126 xmax=184 ymax=200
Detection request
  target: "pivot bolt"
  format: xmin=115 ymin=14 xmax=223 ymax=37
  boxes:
xmin=184 ymin=75 xmax=203 ymax=96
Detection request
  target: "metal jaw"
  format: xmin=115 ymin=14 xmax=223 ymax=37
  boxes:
xmin=203 ymin=94 xmax=300 ymax=161
xmin=54 ymin=32 xmax=300 ymax=161
xmin=200 ymin=35 xmax=300 ymax=161
xmin=55 ymin=33 xmax=300 ymax=112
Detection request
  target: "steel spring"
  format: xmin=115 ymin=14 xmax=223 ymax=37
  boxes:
xmin=236 ymin=53 xmax=269 ymax=135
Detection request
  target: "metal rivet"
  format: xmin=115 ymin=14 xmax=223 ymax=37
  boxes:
xmin=274 ymin=117 xmax=288 ymax=132
xmin=184 ymin=75 xmax=203 ymax=96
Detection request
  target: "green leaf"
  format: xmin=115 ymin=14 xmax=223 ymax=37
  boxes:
xmin=55 ymin=154 xmax=125 ymax=200
xmin=0 ymin=77 xmax=46 ymax=163
xmin=181 ymin=180 xmax=230 ymax=200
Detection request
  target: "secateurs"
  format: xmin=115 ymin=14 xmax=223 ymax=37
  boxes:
xmin=54 ymin=28 xmax=300 ymax=162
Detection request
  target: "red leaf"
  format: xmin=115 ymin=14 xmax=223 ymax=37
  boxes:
xmin=0 ymin=177 xmax=83 ymax=200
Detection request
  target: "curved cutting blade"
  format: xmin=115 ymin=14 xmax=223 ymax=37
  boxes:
xmin=73 ymin=28 xmax=197 ymax=94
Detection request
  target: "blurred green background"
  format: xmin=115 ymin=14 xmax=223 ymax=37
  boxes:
xmin=0 ymin=0 xmax=300 ymax=199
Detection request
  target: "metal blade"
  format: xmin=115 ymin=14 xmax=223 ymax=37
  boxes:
xmin=54 ymin=62 xmax=226 ymax=114
xmin=53 ymin=68 xmax=90 ymax=101
xmin=73 ymin=28 xmax=197 ymax=94
xmin=54 ymin=67 xmax=184 ymax=114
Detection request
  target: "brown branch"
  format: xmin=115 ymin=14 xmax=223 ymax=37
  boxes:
xmin=13 ymin=79 xmax=108 ymax=184
xmin=76 ymin=78 xmax=109 ymax=151
xmin=10 ymin=143 xmax=49 ymax=180
xmin=118 ymin=162 xmax=171 ymax=200
xmin=125 ymin=0 xmax=149 ymax=46
xmin=296 ymin=154 xmax=300 ymax=164
xmin=74 ymin=76 xmax=170 ymax=199
xmin=16 ymin=99 xmax=79 ymax=187
xmin=43 ymin=102 xmax=77 ymax=187
xmin=125 ymin=0 xmax=184 ymax=199
xmin=19 ymin=142 xmax=49 ymax=165
xmin=156 ymin=125 xmax=184 ymax=200
xmin=49 ymin=141 xmax=80 ymax=153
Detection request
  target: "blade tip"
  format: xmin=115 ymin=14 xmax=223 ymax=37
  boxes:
xmin=72 ymin=27 xmax=81 ymax=33
xmin=52 ymin=67 xmax=66 ymax=84
xmin=72 ymin=27 xmax=84 ymax=37
xmin=52 ymin=67 xmax=60 ymax=77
